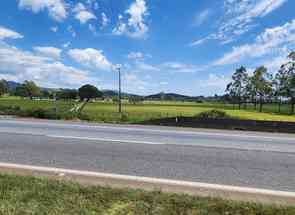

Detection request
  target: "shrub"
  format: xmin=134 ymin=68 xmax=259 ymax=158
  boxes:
xmin=0 ymin=105 xmax=21 ymax=115
xmin=196 ymin=109 xmax=232 ymax=120
xmin=120 ymin=113 xmax=129 ymax=122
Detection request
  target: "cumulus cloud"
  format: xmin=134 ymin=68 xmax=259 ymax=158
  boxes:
xmin=0 ymin=26 xmax=23 ymax=40
xmin=214 ymin=19 xmax=295 ymax=65
xmin=113 ymin=0 xmax=149 ymax=39
xmin=73 ymin=2 xmax=97 ymax=24
xmin=33 ymin=46 xmax=62 ymax=60
xmin=75 ymin=11 xmax=97 ymax=24
xmin=0 ymin=42 xmax=95 ymax=88
xmin=18 ymin=0 xmax=67 ymax=22
xmin=68 ymin=48 xmax=112 ymax=71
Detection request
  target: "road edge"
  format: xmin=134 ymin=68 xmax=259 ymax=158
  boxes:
xmin=0 ymin=162 xmax=294 ymax=206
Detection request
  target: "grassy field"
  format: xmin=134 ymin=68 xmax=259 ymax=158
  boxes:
xmin=0 ymin=174 xmax=294 ymax=215
xmin=1 ymin=97 xmax=295 ymax=123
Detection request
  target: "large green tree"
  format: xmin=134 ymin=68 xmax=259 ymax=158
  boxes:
xmin=15 ymin=81 xmax=40 ymax=99
xmin=226 ymin=66 xmax=248 ymax=109
xmin=0 ymin=79 xmax=8 ymax=97
xmin=252 ymin=66 xmax=273 ymax=112
xmin=278 ymin=52 xmax=295 ymax=114
xmin=78 ymin=84 xmax=103 ymax=113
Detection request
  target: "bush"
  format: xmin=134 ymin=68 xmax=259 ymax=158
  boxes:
xmin=120 ymin=113 xmax=129 ymax=122
xmin=196 ymin=109 xmax=232 ymax=120
xmin=0 ymin=105 xmax=21 ymax=115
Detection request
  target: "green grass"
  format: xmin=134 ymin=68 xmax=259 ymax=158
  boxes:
xmin=1 ymin=97 xmax=295 ymax=123
xmin=0 ymin=174 xmax=294 ymax=215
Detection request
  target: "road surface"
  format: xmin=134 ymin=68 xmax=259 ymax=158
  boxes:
xmin=0 ymin=118 xmax=295 ymax=192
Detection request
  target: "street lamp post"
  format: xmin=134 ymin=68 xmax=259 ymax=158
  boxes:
xmin=116 ymin=65 xmax=122 ymax=114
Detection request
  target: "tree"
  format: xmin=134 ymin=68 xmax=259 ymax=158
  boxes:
xmin=15 ymin=81 xmax=40 ymax=99
xmin=56 ymin=89 xmax=78 ymax=100
xmin=41 ymin=90 xmax=51 ymax=99
xmin=78 ymin=84 xmax=103 ymax=113
xmin=226 ymin=66 xmax=248 ymax=109
xmin=278 ymin=52 xmax=295 ymax=114
xmin=0 ymin=79 xmax=8 ymax=97
xmin=274 ymin=66 xmax=289 ymax=113
xmin=252 ymin=66 xmax=273 ymax=112
xmin=24 ymin=81 xmax=40 ymax=99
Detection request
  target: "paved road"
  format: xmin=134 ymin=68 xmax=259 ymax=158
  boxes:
xmin=0 ymin=118 xmax=295 ymax=192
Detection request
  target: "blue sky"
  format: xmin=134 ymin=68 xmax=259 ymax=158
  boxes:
xmin=0 ymin=0 xmax=295 ymax=96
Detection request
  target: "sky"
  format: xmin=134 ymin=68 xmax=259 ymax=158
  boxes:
xmin=0 ymin=0 xmax=295 ymax=96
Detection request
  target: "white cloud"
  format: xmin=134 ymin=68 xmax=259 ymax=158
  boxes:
xmin=196 ymin=74 xmax=230 ymax=95
xmin=101 ymin=12 xmax=109 ymax=28
xmin=0 ymin=42 xmax=96 ymax=88
xmin=73 ymin=2 xmax=96 ymax=24
xmin=162 ymin=62 xmax=199 ymax=73
xmin=72 ymin=2 xmax=86 ymax=13
xmin=88 ymin=24 xmax=98 ymax=35
xmin=113 ymin=0 xmax=149 ymax=39
xmin=135 ymin=62 xmax=160 ymax=72
xmin=67 ymin=25 xmax=76 ymax=37
xmin=50 ymin=26 xmax=58 ymax=32
xmin=68 ymin=48 xmax=112 ymax=71
xmin=189 ymin=37 xmax=209 ymax=47
xmin=214 ymin=19 xmax=295 ymax=65
xmin=193 ymin=9 xmax=211 ymax=26
xmin=75 ymin=10 xmax=97 ymax=24
xmin=159 ymin=81 xmax=168 ymax=85
xmin=63 ymin=42 xmax=71 ymax=48
xmin=127 ymin=51 xmax=144 ymax=60
xmin=123 ymin=72 xmax=154 ymax=94
xmin=191 ymin=0 xmax=288 ymax=45
xmin=18 ymin=0 xmax=67 ymax=22
xmin=0 ymin=26 xmax=23 ymax=40
xmin=33 ymin=46 xmax=62 ymax=60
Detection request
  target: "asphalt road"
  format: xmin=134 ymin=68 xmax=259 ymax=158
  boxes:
xmin=0 ymin=118 xmax=295 ymax=192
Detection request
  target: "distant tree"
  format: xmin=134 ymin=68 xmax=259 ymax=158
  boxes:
xmin=129 ymin=96 xmax=144 ymax=105
xmin=226 ymin=66 xmax=248 ymax=109
xmin=274 ymin=66 xmax=289 ymax=113
xmin=41 ymin=90 xmax=51 ymax=99
xmin=14 ymin=81 xmax=40 ymax=99
xmin=0 ymin=79 xmax=8 ymax=97
xmin=78 ymin=84 xmax=103 ymax=113
xmin=278 ymin=52 xmax=295 ymax=114
xmin=57 ymin=89 xmax=78 ymax=100
xmin=15 ymin=85 xmax=27 ymax=98
xmin=252 ymin=66 xmax=273 ymax=112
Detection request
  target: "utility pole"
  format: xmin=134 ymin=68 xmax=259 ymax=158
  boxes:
xmin=117 ymin=66 xmax=122 ymax=114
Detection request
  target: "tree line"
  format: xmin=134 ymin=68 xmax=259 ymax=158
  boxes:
xmin=0 ymin=81 xmax=103 ymax=102
xmin=226 ymin=52 xmax=295 ymax=114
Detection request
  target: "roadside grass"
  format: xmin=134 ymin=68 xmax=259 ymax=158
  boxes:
xmin=1 ymin=97 xmax=295 ymax=122
xmin=0 ymin=174 xmax=294 ymax=215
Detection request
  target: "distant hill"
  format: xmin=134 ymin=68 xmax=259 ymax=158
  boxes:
xmin=7 ymin=81 xmax=21 ymax=90
xmin=102 ymin=90 xmax=142 ymax=98
xmin=144 ymin=93 xmax=203 ymax=102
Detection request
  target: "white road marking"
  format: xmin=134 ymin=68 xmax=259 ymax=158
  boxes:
xmin=47 ymin=135 xmax=166 ymax=145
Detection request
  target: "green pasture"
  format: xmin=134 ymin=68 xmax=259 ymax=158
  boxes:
xmin=1 ymin=97 xmax=295 ymax=122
